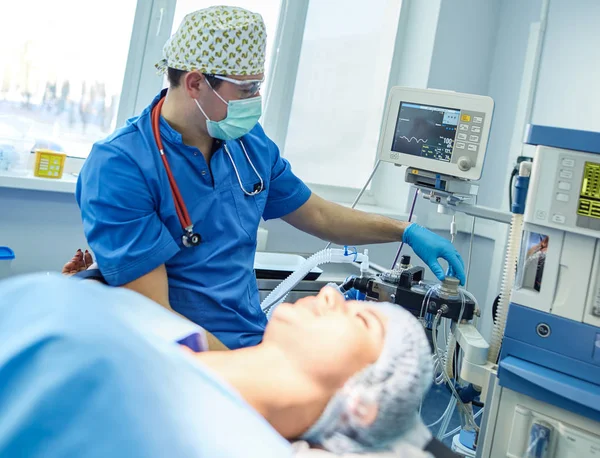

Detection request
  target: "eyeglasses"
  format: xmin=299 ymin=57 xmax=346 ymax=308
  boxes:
xmin=212 ymin=75 xmax=264 ymax=96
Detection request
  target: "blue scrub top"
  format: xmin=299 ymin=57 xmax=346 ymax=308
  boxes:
xmin=0 ymin=274 xmax=292 ymax=458
xmin=76 ymin=90 xmax=311 ymax=349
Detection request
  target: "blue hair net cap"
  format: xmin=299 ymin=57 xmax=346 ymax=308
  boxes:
xmin=302 ymin=302 xmax=433 ymax=454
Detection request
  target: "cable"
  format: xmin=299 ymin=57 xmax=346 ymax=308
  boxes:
xmin=459 ymin=289 xmax=480 ymax=317
xmin=508 ymin=167 xmax=518 ymax=211
xmin=450 ymin=214 xmax=457 ymax=244
xmin=419 ymin=283 xmax=439 ymax=322
xmin=442 ymin=408 xmax=484 ymax=439
xmin=454 ymin=342 xmax=460 ymax=386
xmin=427 ymin=397 xmax=455 ymax=429
xmin=465 ymin=195 xmax=477 ymax=290
xmin=432 ymin=297 xmax=478 ymax=432
xmin=391 ymin=187 xmax=420 ymax=269
xmin=508 ymin=157 xmax=533 ymax=211
xmin=432 ymin=327 xmax=448 ymax=386
xmin=425 ymin=288 xmax=453 ymax=386
xmin=436 ymin=398 xmax=456 ymax=440
xmin=426 ymin=286 xmax=480 ymax=439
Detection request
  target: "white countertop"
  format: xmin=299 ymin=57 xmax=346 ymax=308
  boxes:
xmin=0 ymin=170 xmax=77 ymax=193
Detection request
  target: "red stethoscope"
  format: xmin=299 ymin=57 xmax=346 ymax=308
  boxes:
xmin=152 ymin=97 xmax=201 ymax=247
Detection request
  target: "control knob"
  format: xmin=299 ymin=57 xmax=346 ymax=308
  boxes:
xmin=457 ymin=156 xmax=472 ymax=172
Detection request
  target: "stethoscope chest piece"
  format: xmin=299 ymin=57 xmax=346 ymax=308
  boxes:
xmin=182 ymin=230 xmax=202 ymax=247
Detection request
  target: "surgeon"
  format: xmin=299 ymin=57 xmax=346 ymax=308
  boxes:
xmin=76 ymin=5 xmax=465 ymax=350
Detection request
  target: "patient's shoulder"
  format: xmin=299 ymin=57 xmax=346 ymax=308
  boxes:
xmin=0 ymin=273 xmax=205 ymax=349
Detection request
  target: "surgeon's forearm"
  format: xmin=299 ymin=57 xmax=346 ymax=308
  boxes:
xmin=283 ymin=194 xmax=409 ymax=246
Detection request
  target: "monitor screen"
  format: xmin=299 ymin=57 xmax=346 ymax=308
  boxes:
xmin=391 ymin=102 xmax=460 ymax=162
xmin=577 ymin=161 xmax=600 ymax=220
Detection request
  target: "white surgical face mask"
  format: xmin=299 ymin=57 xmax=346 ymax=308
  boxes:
xmin=194 ymin=84 xmax=262 ymax=141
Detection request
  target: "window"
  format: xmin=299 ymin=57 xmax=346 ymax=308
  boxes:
xmin=281 ymin=0 xmax=403 ymax=189
xmin=166 ymin=0 xmax=282 ymax=90
xmin=0 ymin=0 xmax=138 ymax=160
xmin=1 ymin=0 xmax=403 ymax=205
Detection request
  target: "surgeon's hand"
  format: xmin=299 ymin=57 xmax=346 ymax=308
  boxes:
xmin=402 ymin=223 xmax=465 ymax=285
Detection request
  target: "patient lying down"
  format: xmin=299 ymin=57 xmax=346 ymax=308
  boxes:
xmin=0 ymin=272 xmax=433 ymax=457
xmin=196 ymin=287 xmax=434 ymax=456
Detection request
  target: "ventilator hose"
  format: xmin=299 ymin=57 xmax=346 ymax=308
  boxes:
xmin=487 ymin=213 xmax=523 ymax=363
xmin=445 ymin=332 xmax=457 ymax=380
xmin=260 ymin=248 xmax=366 ymax=318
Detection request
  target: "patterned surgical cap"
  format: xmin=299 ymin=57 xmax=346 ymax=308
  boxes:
xmin=156 ymin=6 xmax=266 ymax=76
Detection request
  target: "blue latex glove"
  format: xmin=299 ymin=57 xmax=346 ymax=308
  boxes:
xmin=402 ymin=223 xmax=466 ymax=285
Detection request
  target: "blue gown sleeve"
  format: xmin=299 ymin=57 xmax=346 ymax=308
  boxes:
xmin=262 ymin=139 xmax=312 ymax=220
xmin=76 ymin=138 xmax=180 ymax=286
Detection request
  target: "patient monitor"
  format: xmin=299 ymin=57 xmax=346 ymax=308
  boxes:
xmin=377 ymin=87 xmax=494 ymax=181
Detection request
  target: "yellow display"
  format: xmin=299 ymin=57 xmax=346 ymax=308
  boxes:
xmin=577 ymin=161 xmax=600 ymax=219
xmin=33 ymin=149 xmax=66 ymax=179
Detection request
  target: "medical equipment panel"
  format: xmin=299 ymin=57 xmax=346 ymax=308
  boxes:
xmin=378 ymin=87 xmax=494 ymax=181
xmin=485 ymin=388 xmax=600 ymax=458
xmin=524 ymin=150 xmax=600 ymax=238
xmin=514 ymin=126 xmax=600 ymax=327
xmin=500 ymin=304 xmax=600 ymax=392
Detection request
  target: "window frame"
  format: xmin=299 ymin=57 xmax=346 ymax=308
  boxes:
xmin=116 ymin=0 xmax=177 ymax=128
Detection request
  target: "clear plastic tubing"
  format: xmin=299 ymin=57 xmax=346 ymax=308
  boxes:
xmin=261 ymin=248 xmax=369 ymax=318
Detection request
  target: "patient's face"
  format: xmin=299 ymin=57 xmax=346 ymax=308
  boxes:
xmin=263 ymin=288 xmax=387 ymax=390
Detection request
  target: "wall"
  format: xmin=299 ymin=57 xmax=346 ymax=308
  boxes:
xmin=428 ymin=0 xmax=500 ymax=95
xmin=480 ymin=0 xmax=544 ymax=210
xmin=0 ymin=188 xmax=88 ymax=276
xmin=531 ymin=0 xmax=600 ymax=131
